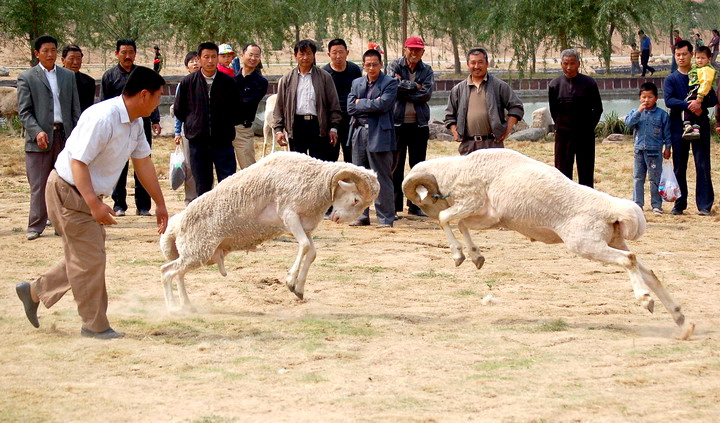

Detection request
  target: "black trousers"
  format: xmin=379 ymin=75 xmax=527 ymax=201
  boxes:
xmin=641 ymin=49 xmax=655 ymax=77
xmin=393 ymin=123 xmax=429 ymax=212
xmin=554 ymin=129 xmax=595 ymax=188
xmin=289 ymin=116 xmax=335 ymax=160
xmin=112 ymin=118 xmax=152 ymax=212
xmin=188 ymin=139 xmax=236 ymax=197
xmin=338 ymin=113 xmax=352 ymax=162
xmin=319 ymin=113 xmax=352 ymax=162
xmin=671 ymin=123 xmax=714 ymax=212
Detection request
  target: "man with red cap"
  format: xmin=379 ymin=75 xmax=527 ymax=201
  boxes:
xmin=387 ymin=36 xmax=434 ymax=218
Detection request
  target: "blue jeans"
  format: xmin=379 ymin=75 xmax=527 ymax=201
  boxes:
xmin=633 ymin=149 xmax=663 ymax=209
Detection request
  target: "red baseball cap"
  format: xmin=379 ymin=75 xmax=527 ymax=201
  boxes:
xmin=404 ymin=36 xmax=425 ymax=49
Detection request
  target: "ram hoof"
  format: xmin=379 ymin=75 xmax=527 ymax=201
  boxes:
xmin=472 ymin=256 xmax=485 ymax=270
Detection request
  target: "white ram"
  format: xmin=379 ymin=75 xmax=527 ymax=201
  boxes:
xmin=402 ymin=148 xmax=694 ymax=339
xmin=160 ymin=152 xmax=379 ymax=311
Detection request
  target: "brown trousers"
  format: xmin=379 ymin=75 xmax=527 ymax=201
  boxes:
xmin=25 ymin=128 xmax=66 ymax=233
xmin=32 ymin=170 xmax=109 ymax=332
xmin=233 ymin=125 xmax=257 ymax=170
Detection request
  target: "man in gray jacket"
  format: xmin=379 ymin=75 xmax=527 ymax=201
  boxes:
xmin=444 ymin=48 xmax=524 ymax=155
xmin=17 ymin=34 xmax=81 ymax=240
xmin=274 ymin=39 xmax=342 ymax=160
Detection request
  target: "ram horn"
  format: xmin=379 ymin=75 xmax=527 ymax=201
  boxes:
xmin=331 ymin=169 xmax=380 ymax=202
xmin=402 ymin=171 xmax=440 ymax=205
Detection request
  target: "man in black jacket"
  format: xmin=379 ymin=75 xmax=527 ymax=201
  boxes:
xmin=386 ymin=36 xmax=434 ymax=216
xmin=61 ymin=44 xmax=95 ymax=112
xmin=174 ymin=42 xmax=241 ymax=196
xmin=233 ymin=43 xmax=268 ymax=170
xmin=548 ymin=49 xmax=603 ymax=188
xmin=100 ymin=38 xmax=161 ymax=216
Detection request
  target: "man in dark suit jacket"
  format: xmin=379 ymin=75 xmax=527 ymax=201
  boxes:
xmin=17 ymin=34 xmax=81 ymax=240
xmin=346 ymin=49 xmax=399 ymax=228
xmin=61 ymin=44 xmax=96 ymax=112
xmin=174 ymin=42 xmax=241 ymax=196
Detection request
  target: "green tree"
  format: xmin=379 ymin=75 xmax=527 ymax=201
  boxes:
xmin=414 ymin=0 xmax=487 ymax=73
xmin=0 ymin=0 xmax=74 ymax=64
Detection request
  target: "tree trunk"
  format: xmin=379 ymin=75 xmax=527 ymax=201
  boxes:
xmin=401 ymin=0 xmax=408 ymax=43
xmin=605 ymin=23 xmax=615 ymax=75
xmin=450 ymin=30 xmax=461 ymax=74
xmin=559 ymin=28 xmax=569 ymax=51
xmin=29 ymin=1 xmax=40 ymax=66
xmin=531 ymin=48 xmax=537 ymax=75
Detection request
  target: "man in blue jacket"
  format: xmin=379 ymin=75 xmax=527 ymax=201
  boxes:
xmin=664 ymin=39 xmax=716 ymax=216
xmin=347 ymin=49 xmax=399 ymax=228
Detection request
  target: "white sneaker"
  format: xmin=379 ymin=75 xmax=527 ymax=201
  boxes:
xmin=652 ymin=208 xmax=663 ymax=215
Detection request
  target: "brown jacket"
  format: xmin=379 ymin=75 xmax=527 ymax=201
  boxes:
xmin=273 ymin=66 xmax=342 ymax=138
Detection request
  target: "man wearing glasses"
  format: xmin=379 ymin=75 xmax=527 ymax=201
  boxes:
xmin=346 ymin=49 xmax=399 ymax=228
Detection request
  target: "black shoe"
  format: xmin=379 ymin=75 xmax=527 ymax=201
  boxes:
xmin=698 ymin=209 xmax=712 ymax=216
xmin=16 ymin=282 xmax=39 ymax=328
xmin=136 ymin=209 xmax=152 ymax=216
xmin=26 ymin=231 xmax=40 ymax=241
xmin=114 ymin=208 xmax=126 ymax=217
xmin=349 ymin=219 xmax=371 ymax=227
xmin=407 ymin=207 xmax=427 ymax=217
xmin=81 ymin=327 xmax=124 ymax=339
xmin=671 ymin=208 xmax=684 ymax=215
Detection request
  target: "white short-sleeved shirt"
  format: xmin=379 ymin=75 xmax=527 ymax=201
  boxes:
xmin=55 ymin=96 xmax=151 ymax=196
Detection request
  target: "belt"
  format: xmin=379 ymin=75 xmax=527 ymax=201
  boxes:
xmin=353 ymin=119 xmax=369 ymax=129
xmin=296 ymin=114 xmax=317 ymax=121
xmin=465 ymin=134 xmax=494 ymax=141
xmin=53 ymin=122 xmax=64 ymax=131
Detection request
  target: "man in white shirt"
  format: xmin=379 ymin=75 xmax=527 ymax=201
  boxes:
xmin=17 ymin=34 xmax=81 ymax=240
xmin=15 ymin=67 xmax=168 ymax=339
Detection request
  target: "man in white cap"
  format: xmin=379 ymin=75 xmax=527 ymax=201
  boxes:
xmin=386 ymin=36 xmax=434 ymax=218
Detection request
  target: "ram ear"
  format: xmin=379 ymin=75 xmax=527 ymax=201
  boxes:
xmin=416 ymin=185 xmax=429 ymax=201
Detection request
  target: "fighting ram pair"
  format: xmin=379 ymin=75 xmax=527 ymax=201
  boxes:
xmin=160 ymin=150 xmax=694 ymax=340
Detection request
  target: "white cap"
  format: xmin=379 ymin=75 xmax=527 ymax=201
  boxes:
xmin=218 ymin=43 xmax=234 ymax=54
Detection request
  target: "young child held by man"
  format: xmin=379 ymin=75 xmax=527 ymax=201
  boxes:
xmin=683 ymin=46 xmax=716 ymax=139
xmin=217 ymin=43 xmax=236 ymax=76
xmin=624 ymin=82 xmax=671 ymax=214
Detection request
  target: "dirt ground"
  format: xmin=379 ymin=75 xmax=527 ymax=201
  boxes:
xmin=1 ymin=133 xmax=719 ymax=422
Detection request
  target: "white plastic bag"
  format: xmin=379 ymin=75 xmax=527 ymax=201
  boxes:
xmin=659 ymin=161 xmax=681 ymax=202
xmin=169 ymin=145 xmax=186 ymax=190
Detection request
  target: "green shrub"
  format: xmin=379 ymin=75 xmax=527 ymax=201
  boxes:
xmin=595 ymin=111 xmax=630 ymax=138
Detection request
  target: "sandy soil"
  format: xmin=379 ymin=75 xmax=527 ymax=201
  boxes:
xmin=1 ymin=134 xmax=719 ymax=422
